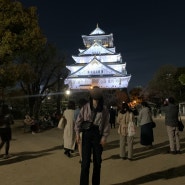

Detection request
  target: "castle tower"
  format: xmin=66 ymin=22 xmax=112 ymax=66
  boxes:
xmin=64 ymin=25 xmax=131 ymax=90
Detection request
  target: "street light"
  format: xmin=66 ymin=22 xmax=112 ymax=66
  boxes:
xmin=65 ymin=89 xmax=71 ymax=101
xmin=65 ymin=89 xmax=71 ymax=95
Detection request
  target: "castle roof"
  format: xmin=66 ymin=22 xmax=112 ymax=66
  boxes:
xmin=89 ymin=24 xmax=105 ymax=35
xmin=79 ymin=42 xmax=114 ymax=56
xmin=68 ymin=57 xmax=125 ymax=78
xmin=64 ymin=25 xmax=131 ymax=89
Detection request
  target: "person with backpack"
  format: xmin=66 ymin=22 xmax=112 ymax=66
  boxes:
xmin=0 ymin=104 xmax=14 ymax=159
xmin=163 ymin=97 xmax=181 ymax=154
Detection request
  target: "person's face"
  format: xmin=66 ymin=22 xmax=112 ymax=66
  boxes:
xmin=93 ymin=99 xmax=98 ymax=109
xmin=164 ymin=99 xmax=168 ymax=105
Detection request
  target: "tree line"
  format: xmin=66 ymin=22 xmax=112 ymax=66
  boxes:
xmin=0 ymin=0 xmax=185 ymax=119
xmin=0 ymin=0 xmax=68 ymax=118
xmin=129 ymin=65 xmax=185 ymax=107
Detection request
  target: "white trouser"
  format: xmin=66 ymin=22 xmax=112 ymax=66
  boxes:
xmin=166 ymin=125 xmax=180 ymax=151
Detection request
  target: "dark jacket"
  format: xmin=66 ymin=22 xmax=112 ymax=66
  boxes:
xmin=164 ymin=103 xmax=179 ymax=126
xmin=0 ymin=114 xmax=14 ymax=128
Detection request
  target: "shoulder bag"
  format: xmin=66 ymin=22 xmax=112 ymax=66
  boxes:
xmin=151 ymin=121 xmax=156 ymax=128
xmin=80 ymin=109 xmax=97 ymax=132
xmin=178 ymin=116 xmax=184 ymax=132
xmin=58 ymin=117 xmax=67 ymax=130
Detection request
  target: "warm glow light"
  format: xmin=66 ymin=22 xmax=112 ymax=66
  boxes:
xmin=65 ymin=90 xmax=71 ymax=95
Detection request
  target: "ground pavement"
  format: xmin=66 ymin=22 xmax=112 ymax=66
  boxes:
xmin=0 ymin=116 xmax=185 ymax=185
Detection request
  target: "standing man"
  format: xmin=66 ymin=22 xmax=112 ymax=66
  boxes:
xmin=109 ymin=106 xmax=116 ymax=128
xmin=163 ymin=97 xmax=181 ymax=154
xmin=75 ymin=87 xmax=110 ymax=185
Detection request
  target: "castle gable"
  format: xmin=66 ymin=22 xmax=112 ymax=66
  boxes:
xmin=79 ymin=42 xmax=114 ymax=56
xmin=69 ymin=57 xmax=122 ymax=77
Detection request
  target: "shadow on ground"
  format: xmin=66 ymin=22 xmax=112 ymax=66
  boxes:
xmin=104 ymin=137 xmax=185 ymax=161
xmin=111 ymin=164 xmax=185 ymax=185
xmin=0 ymin=145 xmax=63 ymax=166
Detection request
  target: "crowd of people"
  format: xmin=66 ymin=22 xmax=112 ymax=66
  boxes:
xmin=0 ymin=90 xmax=182 ymax=185
xmin=23 ymin=111 xmax=61 ymax=134
xmin=57 ymin=93 xmax=182 ymax=185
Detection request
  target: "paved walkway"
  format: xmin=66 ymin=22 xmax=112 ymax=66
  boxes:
xmin=0 ymin=117 xmax=185 ymax=185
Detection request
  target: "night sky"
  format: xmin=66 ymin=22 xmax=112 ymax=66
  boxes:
xmin=20 ymin=0 xmax=185 ymax=89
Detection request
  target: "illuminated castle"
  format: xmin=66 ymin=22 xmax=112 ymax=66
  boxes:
xmin=64 ymin=25 xmax=131 ymax=90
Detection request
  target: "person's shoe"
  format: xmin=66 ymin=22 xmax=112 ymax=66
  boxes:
xmin=167 ymin=150 xmax=176 ymax=155
xmin=121 ymin=157 xmax=127 ymax=160
xmin=65 ymin=150 xmax=71 ymax=157
xmin=3 ymin=155 xmax=10 ymax=159
xmin=79 ymin=160 xmax=82 ymax=164
xmin=176 ymin=150 xmax=181 ymax=154
xmin=67 ymin=152 xmax=71 ymax=158
xmin=127 ymin=158 xmax=133 ymax=161
xmin=146 ymin=145 xmax=153 ymax=149
xmin=64 ymin=151 xmax=71 ymax=157
xmin=32 ymin=131 xmax=36 ymax=135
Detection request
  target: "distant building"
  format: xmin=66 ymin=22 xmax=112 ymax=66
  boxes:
xmin=64 ymin=24 xmax=131 ymax=90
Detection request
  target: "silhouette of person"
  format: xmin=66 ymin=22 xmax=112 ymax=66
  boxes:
xmin=109 ymin=106 xmax=116 ymax=128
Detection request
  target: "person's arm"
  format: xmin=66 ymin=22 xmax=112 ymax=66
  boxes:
xmin=117 ymin=112 xmax=121 ymax=125
xmin=137 ymin=109 xmax=142 ymax=125
xmin=75 ymin=104 xmax=89 ymax=143
xmin=75 ymin=108 xmax=84 ymax=135
xmin=100 ymin=107 xmax=110 ymax=146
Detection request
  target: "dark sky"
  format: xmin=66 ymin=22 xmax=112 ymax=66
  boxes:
xmin=20 ymin=0 xmax=185 ymax=89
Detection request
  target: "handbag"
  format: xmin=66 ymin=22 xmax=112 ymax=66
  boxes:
xmin=58 ymin=117 xmax=67 ymax=129
xmin=80 ymin=121 xmax=93 ymax=132
xmin=151 ymin=121 xmax=156 ymax=128
xmin=79 ymin=109 xmax=97 ymax=132
xmin=178 ymin=116 xmax=184 ymax=132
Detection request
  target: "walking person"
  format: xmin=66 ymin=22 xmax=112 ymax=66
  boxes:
xmin=117 ymin=102 xmax=135 ymax=160
xmin=0 ymin=104 xmax=14 ymax=159
xmin=138 ymin=101 xmax=154 ymax=149
xmin=62 ymin=100 xmax=76 ymax=157
xmin=109 ymin=106 xmax=116 ymax=128
xmin=75 ymin=87 xmax=110 ymax=185
xmin=163 ymin=97 xmax=181 ymax=154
